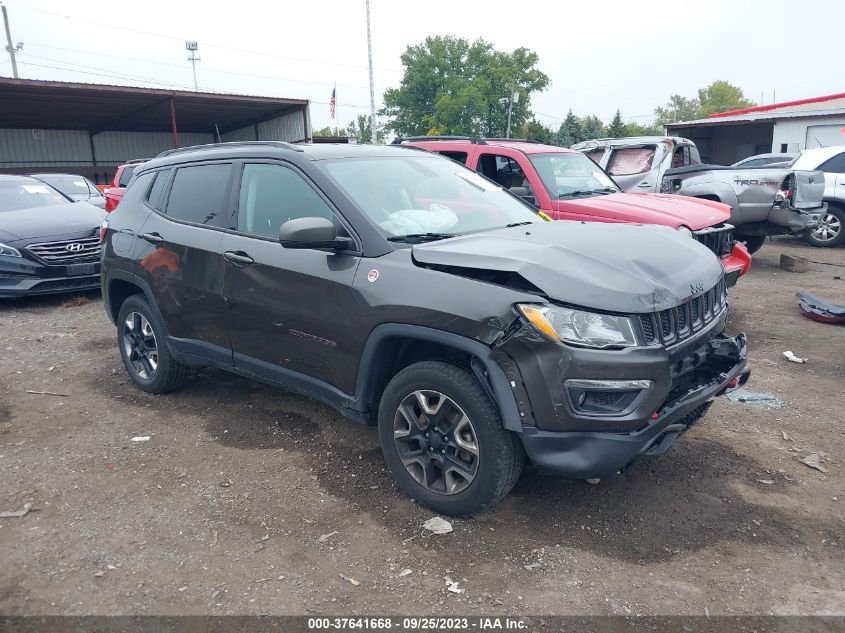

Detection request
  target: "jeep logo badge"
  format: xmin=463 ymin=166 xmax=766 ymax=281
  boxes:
xmin=66 ymin=243 xmax=84 ymax=252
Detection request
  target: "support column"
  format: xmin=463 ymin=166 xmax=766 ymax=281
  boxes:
xmin=170 ymin=97 xmax=180 ymax=148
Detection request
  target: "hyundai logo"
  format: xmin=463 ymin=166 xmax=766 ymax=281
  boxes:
xmin=66 ymin=243 xmax=84 ymax=252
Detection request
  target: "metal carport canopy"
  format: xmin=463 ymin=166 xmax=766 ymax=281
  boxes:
xmin=0 ymin=78 xmax=309 ymax=135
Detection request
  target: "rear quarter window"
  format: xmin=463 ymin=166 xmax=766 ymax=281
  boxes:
xmin=118 ymin=172 xmax=156 ymax=208
xmin=118 ymin=166 xmax=136 ymax=187
xmin=437 ymin=151 xmax=469 ymax=165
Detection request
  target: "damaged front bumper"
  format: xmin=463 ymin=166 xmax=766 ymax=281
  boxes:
xmin=499 ymin=317 xmax=749 ymax=479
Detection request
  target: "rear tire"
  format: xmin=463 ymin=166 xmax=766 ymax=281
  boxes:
xmin=117 ymin=294 xmax=189 ymax=394
xmin=377 ymin=360 xmax=524 ymax=516
xmin=739 ymin=235 xmax=766 ymax=254
xmin=804 ymin=205 xmax=844 ymax=247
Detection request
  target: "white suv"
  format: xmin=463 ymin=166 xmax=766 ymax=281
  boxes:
xmin=791 ymin=146 xmax=845 ymax=247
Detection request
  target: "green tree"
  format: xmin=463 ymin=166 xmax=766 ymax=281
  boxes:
xmin=312 ymin=126 xmax=336 ymax=137
xmin=345 ymin=114 xmax=385 ymax=143
xmin=381 ymin=36 xmax=549 ymax=137
xmin=623 ymin=121 xmax=663 ymax=136
xmin=697 ymin=80 xmax=755 ymax=117
xmin=581 ymin=115 xmax=607 ymax=140
xmin=519 ymin=118 xmax=553 ymax=143
xmin=654 ymin=95 xmax=701 ymax=126
xmin=555 ymin=109 xmax=583 ymax=146
xmin=607 ymin=109 xmax=625 ymax=137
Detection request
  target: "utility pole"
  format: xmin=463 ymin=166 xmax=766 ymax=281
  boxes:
xmin=506 ymin=90 xmax=519 ymax=139
xmin=365 ymin=0 xmax=377 ymax=144
xmin=2 ymin=2 xmax=21 ymax=79
xmin=185 ymin=41 xmax=200 ymax=90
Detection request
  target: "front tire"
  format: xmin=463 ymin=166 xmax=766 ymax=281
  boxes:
xmin=117 ymin=294 xmax=189 ymax=394
xmin=739 ymin=235 xmax=767 ymax=254
xmin=804 ymin=205 xmax=844 ymax=247
xmin=377 ymin=361 xmax=524 ymax=516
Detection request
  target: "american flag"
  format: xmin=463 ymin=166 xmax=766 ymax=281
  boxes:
xmin=329 ymin=86 xmax=336 ymax=120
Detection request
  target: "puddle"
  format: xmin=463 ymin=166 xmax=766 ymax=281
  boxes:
xmin=725 ymin=387 xmax=783 ymax=409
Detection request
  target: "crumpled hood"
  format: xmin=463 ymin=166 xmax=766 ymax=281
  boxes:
xmin=0 ymin=202 xmax=105 ymax=243
xmin=412 ymin=220 xmax=724 ymax=313
xmin=554 ymin=192 xmax=731 ymax=230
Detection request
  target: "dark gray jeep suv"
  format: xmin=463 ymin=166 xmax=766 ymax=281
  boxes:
xmin=101 ymin=141 xmax=750 ymax=515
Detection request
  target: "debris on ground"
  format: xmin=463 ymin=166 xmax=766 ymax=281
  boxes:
xmin=60 ymin=295 xmax=91 ymax=309
xmin=130 ymin=436 xmax=151 ymax=443
xmin=26 ymin=390 xmax=69 ymax=397
xmin=756 ymin=479 xmax=775 ymax=485
xmin=783 ymin=350 xmax=807 ymax=364
xmin=800 ymin=454 xmax=828 ymax=473
xmin=219 ymin=479 xmax=233 ymax=487
xmin=444 ymin=576 xmax=464 ymax=594
xmin=725 ymin=388 xmax=783 ymax=409
xmin=397 ymin=569 xmax=412 ymax=578
xmin=0 ymin=503 xmax=34 ymax=519
xmin=585 ymin=478 xmax=601 ymax=485
xmin=524 ymin=562 xmax=541 ymax=571
xmin=339 ymin=574 xmax=360 ymax=586
xmin=317 ymin=531 xmax=338 ymax=543
xmin=422 ymin=516 xmax=453 ymax=535
xmin=796 ymin=291 xmax=845 ymax=324
xmin=781 ymin=431 xmax=793 ymax=441
xmin=780 ymin=254 xmax=809 ymax=273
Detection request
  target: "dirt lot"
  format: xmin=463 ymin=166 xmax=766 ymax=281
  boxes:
xmin=0 ymin=237 xmax=843 ymax=617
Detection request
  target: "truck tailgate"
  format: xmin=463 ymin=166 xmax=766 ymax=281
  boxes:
xmin=793 ymin=170 xmax=826 ymax=210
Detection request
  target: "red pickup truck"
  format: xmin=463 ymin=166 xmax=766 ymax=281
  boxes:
xmin=395 ymin=137 xmax=751 ymax=286
xmin=104 ymin=159 xmax=147 ymax=212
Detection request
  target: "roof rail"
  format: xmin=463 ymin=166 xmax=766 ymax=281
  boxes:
xmin=156 ymin=141 xmax=304 ymax=159
xmin=123 ymin=158 xmax=151 ymax=164
xmin=392 ymin=135 xmax=488 ymax=145
xmin=484 ymin=138 xmax=546 ymax=144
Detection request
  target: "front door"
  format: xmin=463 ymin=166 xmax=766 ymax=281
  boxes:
xmin=220 ymin=162 xmax=360 ymax=394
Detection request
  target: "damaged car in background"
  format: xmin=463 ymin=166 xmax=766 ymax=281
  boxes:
xmin=101 ymin=141 xmax=750 ymax=516
xmin=573 ymin=136 xmax=827 ymax=254
xmin=396 ymin=136 xmax=751 ymax=287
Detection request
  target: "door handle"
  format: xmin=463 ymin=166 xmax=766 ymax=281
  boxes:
xmin=223 ymin=251 xmax=254 ymax=266
xmin=637 ymin=182 xmax=652 ymax=188
xmin=142 ymin=232 xmax=164 ymax=244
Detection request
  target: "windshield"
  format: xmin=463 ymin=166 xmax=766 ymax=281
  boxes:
xmin=0 ymin=181 xmax=69 ymax=212
xmin=34 ymin=175 xmax=99 ymax=199
xmin=321 ymin=155 xmax=544 ymax=240
xmin=528 ymin=152 xmax=619 ymax=199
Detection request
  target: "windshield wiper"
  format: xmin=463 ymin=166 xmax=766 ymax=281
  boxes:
xmin=387 ymin=232 xmax=457 ymax=244
xmin=558 ymin=188 xmax=618 ymax=198
xmin=504 ymin=221 xmax=534 ymax=228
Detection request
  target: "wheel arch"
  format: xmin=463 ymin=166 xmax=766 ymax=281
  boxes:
xmin=353 ymin=324 xmax=527 ymax=432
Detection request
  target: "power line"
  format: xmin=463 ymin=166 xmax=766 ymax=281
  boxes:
xmin=17 ymin=5 xmax=404 ymax=74
xmin=22 ymin=42 xmax=372 ymax=90
xmin=16 ymin=60 xmax=195 ymax=89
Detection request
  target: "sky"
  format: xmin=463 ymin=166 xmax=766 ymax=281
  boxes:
xmin=1 ymin=0 xmax=842 ymax=133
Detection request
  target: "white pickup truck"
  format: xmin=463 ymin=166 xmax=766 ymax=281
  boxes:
xmin=573 ymin=136 xmax=828 ymax=253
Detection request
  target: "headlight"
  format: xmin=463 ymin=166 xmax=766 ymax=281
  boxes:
xmin=518 ymin=304 xmax=641 ymax=348
xmin=677 ymin=226 xmax=693 ymax=238
xmin=0 ymin=242 xmax=22 ymax=257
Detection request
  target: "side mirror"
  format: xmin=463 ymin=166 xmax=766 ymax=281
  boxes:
xmin=279 ymin=217 xmax=352 ymax=250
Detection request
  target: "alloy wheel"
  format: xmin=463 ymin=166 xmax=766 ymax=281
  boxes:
xmin=393 ymin=390 xmax=480 ymax=495
xmin=123 ymin=312 xmax=159 ymax=380
xmin=811 ymin=212 xmax=842 ymax=243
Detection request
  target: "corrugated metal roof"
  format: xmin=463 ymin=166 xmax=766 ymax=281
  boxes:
xmin=667 ymin=108 xmax=845 ymax=129
xmin=0 ymin=77 xmax=309 ymax=135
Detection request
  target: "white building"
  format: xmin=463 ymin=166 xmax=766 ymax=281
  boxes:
xmin=666 ymin=92 xmax=845 ymax=165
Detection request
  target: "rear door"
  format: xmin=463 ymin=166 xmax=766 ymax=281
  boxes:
xmin=135 ymin=161 xmax=235 ymax=365
xmin=220 ymin=161 xmax=360 ymax=393
xmin=818 ymin=151 xmax=845 ymax=199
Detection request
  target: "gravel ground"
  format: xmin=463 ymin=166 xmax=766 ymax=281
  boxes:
xmin=0 ymin=237 xmax=843 ymax=616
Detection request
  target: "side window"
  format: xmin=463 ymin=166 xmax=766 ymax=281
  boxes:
xmin=145 ymin=170 xmax=169 ymax=211
xmin=688 ymin=145 xmax=702 ymax=165
xmin=671 ymin=147 xmax=687 ymax=169
xmin=165 ymin=163 xmax=232 ymax=227
xmin=607 ymin=147 xmax=656 ymax=175
xmin=819 ymin=152 xmax=845 ymax=173
xmin=476 ymin=153 xmax=529 ymax=189
xmin=584 ymin=148 xmax=606 ymax=164
xmin=117 ymin=172 xmax=155 ymax=208
xmin=438 ymin=151 xmax=468 ymax=165
xmin=237 ymin=163 xmax=335 ymax=239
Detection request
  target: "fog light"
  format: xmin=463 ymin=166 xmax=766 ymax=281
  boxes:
xmin=565 ymin=379 xmax=654 ymax=415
